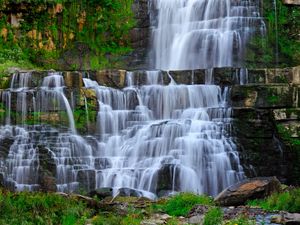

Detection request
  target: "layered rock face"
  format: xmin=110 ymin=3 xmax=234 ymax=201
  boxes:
xmin=0 ymin=67 xmax=299 ymax=193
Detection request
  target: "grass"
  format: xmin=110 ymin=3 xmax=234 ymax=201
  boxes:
xmin=91 ymin=209 xmax=143 ymax=225
xmin=0 ymin=189 xmax=93 ymax=225
xmin=153 ymin=192 xmax=214 ymax=217
xmin=203 ymin=207 xmax=223 ymax=225
xmin=247 ymin=188 xmax=300 ymax=213
xmin=224 ymin=217 xmax=256 ymax=225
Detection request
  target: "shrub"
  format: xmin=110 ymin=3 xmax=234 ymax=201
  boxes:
xmin=247 ymin=188 xmax=300 ymax=213
xmin=203 ymin=207 xmax=223 ymax=225
xmin=154 ymin=192 xmax=214 ymax=217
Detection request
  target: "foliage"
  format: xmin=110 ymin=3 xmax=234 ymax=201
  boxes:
xmin=0 ymin=0 xmax=135 ymax=71
xmin=0 ymin=189 xmax=93 ymax=225
xmin=247 ymin=188 xmax=300 ymax=213
xmin=203 ymin=207 xmax=223 ymax=225
xmin=246 ymin=0 xmax=300 ymax=68
xmin=277 ymin=124 xmax=300 ymax=147
xmin=154 ymin=192 xmax=214 ymax=217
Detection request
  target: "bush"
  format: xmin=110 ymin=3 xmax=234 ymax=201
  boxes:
xmin=154 ymin=192 xmax=214 ymax=217
xmin=203 ymin=207 xmax=223 ymax=225
xmin=247 ymin=188 xmax=300 ymax=213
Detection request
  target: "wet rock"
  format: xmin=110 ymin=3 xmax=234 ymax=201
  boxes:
xmin=156 ymin=164 xmax=180 ymax=194
xmin=222 ymin=205 xmax=267 ymax=220
xmin=271 ymin=213 xmax=300 ymax=225
xmin=37 ymin=145 xmax=57 ymax=192
xmin=117 ymin=188 xmax=143 ymax=197
xmin=88 ymin=187 xmax=113 ymax=199
xmin=77 ymin=170 xmax=96 ymax=192
xmin=63 ymin=71 xmax=83 ymax=89
xmin=0 ymin=173 xmax=4 ymax=187
xmin=285 ymin=213 xmax=300 ymax=225
xmin=214 ymin=177 xmax=282 ymax=206
xmin=141 ymin=219 xmax=165 ymax=225
xmin=141 ymin=214 xmax=172 ymax=225
xmin=188 ymin=215 xmax=204 ymax=224
xmin=94 ymin=158 xmax=112 ymax=170
xmin=188 ymin=205 xmax=210 ymax=217
xmin=95 ymin=70 xmax=126 ymax=88
xmin=0 ymin=137 xmax=14 ymax=159
xmin=271 ymin=215 xmax=284 ymax=224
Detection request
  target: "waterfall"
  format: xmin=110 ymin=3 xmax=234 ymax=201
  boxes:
xmin=149 ymin=0 xmax=265 ymax=70
xmin=0 ymin=0 xmax=261 ymax=197
xmin=39 ymin=73 xmax=76 ymax=134
xmin=90 ymin=72 xmax=244 ymax=196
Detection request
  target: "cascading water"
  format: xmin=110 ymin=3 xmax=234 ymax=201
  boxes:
xmin=0 ymin=0 xmax=264 ymax=197
xmin=149 ymin=0 xmax=266 ymax=70
xmin=91 ymin=72 xmax=244 ymax=197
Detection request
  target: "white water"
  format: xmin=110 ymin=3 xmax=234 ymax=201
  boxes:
xmin=0 ymin=70 xmax=246 ymax=196
xmin=149 ymin=0 xmax=265 ymax=70
xmin=88 ymin=72 xmax=244 ymax=196
xmin=39 ymin=73 xmax=76 ymax=134
xmin=0 ymin=0 xmax=259 ymax=197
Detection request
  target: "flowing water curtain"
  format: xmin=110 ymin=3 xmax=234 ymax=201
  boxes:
xmin=149 ymin=0 xmax=266 ymax=70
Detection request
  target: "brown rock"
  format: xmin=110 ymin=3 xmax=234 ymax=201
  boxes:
xmin=283 ymin=0 xmax=300 ymax=5
xmin=214 ymin=177 xmax=282 ymax=206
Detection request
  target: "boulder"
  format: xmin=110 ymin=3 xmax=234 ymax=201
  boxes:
xmin=88 ymin=187 xmax=113 ymax=199
xmin=117 ymin=187 xmax=143 ymax=197
xmin=214 ymin=177 xmax=282 ymax=206
xmin=285 ymin=213 xmax=300 ymax=225
xmin=271 ymin=213 xmax=300 ymax=225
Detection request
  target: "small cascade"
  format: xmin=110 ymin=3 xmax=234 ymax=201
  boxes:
xmin=149 ymin=0 xmax=266 ymax=70
xmin=0 ymin=70 xmax=245 ymax=196
xmin=38 ymin=73 xmax=76 ymax=134
xmin=0 ymin=126 xmax=39 ymax=191
xmin=86 ymin=71 xmax=244 ymax=197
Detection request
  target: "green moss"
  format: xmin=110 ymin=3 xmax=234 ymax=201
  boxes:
xmin=247 ymin=188 xmax=300 ymax=213
xmin=277 ymin=124 xmax=300 ymax=147
xmin=267 ymin=95 xmax=280 ymax=104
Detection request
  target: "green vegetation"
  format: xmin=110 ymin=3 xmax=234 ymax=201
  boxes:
xmin=247 ymin=188 xmax=300 ymax=213
xmin=246 ymin=0 xmax=300 ymax=68
xmin=0 ymin=0 xmax=135 ymax=73
xmin=92 ymin=210 xmax=143 ymax=225
xmin=154 ymin=192 xmax=214 ymax=216
xmin=203 ymin=207 xmax=223 ymax=225
xmin=277 ymin=124 xmax=300 ymax=147
xmin=0 ymin=189 xmax=93 ymax=225
xmin=267 ymin=95 xmax=280 ymax=105
xmin=0 ymin=190 xmax=272 ymax=225
xmin=224 ymin=217 xmax=256 ymax=225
